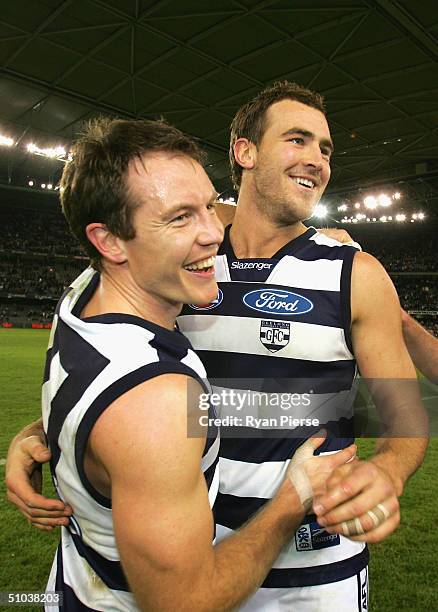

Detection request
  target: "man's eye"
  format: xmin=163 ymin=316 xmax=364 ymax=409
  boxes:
xmin=172 ymin=214 xmax=189 ymax=223
xmin=288 ymin=137 xmax=304 ymax=145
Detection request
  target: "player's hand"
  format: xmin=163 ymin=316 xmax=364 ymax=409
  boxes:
xmin=5 ymin=427 xmax=72 ymax=531
xmin=312 ymin=459 xmax=400 ymax=543
xmin=286 ymin=431 xmax=357 ymax=513
xmin=319 ymin=228 xmax=354 ymax=244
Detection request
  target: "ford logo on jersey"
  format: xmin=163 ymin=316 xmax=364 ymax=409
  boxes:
xmin=189 ymin=289 xmax=223 ymax=311
xmin=243 ymin=289 xmax=313 ymax=316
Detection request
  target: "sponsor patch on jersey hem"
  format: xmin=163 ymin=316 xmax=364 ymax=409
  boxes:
xmin=295 ymin=521 xmax=340 ymax=551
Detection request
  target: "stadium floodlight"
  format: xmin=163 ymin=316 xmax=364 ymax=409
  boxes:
xmin=412 ymin=213 xmax=418 ymax=220
xmin=388 ymin=216 xmax=393 ymax=221
xmin=354 ymin=202 xmax=361 ymax=209
xmin=393 ymin=192 xmax=401 ymax=200
xmin=380 ymin=216 xmax=388 ymax=223
xmin=27 ymin=143 xmax=67 ymax=160
xmin=338 ymin=204 xmax=348 ymax=212
xmin=395 ymin=213 xmax=406 ymax=222
xmin=352 ymin=218 xmax=358 ymax=223
xmin=372 ymin=217 xmax=377 ymax=222
xmin=28 ymin=180 xmax=34 ymax=187
xmin=0 ymin=134 xmax=14 ymax=147
xmin=378 ymin=194 xmax=391 ymax=207
xmin=41 ymin=183 xmax=46 ymax=189
xmin=47 ymin=183 xmax=53 ymax=190
xmin=364 ymin=196 xmax=377 ymax=209
xmin=313 ymin=204 xmax=328 ymax=218
xmin=418 ymin=212 xmax=425 ymax=220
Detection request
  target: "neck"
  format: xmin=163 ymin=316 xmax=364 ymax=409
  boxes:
xmin=81 ymin=265 xmax=180 ymax=330
xmin=230 ymin=189 xmax=308 ymax=258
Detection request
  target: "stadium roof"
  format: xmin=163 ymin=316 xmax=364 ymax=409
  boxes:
xmin=0 ymin=0 xmax=437 ymax=213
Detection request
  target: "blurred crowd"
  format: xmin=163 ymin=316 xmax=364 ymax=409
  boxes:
xmin=0 ymin=207 xmax=82 ymax=257
xmin=0 ymin=205 xmax=437 ymax=335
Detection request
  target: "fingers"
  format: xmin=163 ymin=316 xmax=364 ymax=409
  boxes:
xmin=7 ymin=491 xmax=71 ymax=529
xmin=6 ymin=473 xmax=71 ymax=513
xmin=316 ymin=487 xmax=397 ymax=528
xmin=312 ymin=459 xmax=400 ymax=543
xmin=7 ymin=488 xmax=72 ymax=517
xmin=302 ymin=429 xmax=327 ymax=453
xmin=313 ymin=461 xmax=392 ymax=516
xmin=21 ymin=435 xmax=51 ymax=463
xmin=325 ymin=444 xmax=357 ymax=471
xmin=319 ymin=229 xmax=353 ymax=244
xmin=346 ymin=509 xmax=401 ymax=543
xmin=325 ymin=502 xmax=400 ymax=544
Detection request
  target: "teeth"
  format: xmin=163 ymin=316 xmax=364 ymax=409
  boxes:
xmin=292 ymin=177 xmax=315 ymax=189
xmin=184 ymin=256 xmax=215 ymax=271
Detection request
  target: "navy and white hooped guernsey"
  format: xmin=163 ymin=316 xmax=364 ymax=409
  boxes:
xmin=43 ymin=267 xmax=219 ymax=611
xmin=179 ymin=226 xmax=366 ymax=604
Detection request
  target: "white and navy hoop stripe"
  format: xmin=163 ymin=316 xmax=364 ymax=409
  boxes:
xmin=43 ymin=268 xmax=219 ymax=611
xmin=179 ymin=226 xmax=367 ymax=601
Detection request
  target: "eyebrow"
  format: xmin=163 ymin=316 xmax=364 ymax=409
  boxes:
xmin=164 ymin=191 xmax=219 ymax=218
xmin=281 ymin=128 xmax=334 ymax=154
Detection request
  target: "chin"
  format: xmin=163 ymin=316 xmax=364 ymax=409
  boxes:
xmin=188 ymin=284 xmax=219 ymax=306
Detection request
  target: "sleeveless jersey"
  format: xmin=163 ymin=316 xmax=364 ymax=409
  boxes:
xmin=43 ymin=267 xmax=219 ymax=611
xmin=178 ymin=226 xmax=367 ymax=597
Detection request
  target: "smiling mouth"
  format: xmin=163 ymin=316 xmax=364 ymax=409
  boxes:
xmin=291 ymin=177 xmax=316 ymax=189
xmin=183 ymin=255 xmax=215 ymax=276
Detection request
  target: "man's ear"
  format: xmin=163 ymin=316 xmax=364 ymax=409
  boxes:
xmin=86 ymin=223 xmax=127 ymax=265
xmin=233 ymin=138 xmax=257 ymax=172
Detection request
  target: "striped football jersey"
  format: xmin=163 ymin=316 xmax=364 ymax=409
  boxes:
xmin=178 ymin=226 xmax=367 ymax=604
xmin=43 ymin=267 xmax=219 ymax=611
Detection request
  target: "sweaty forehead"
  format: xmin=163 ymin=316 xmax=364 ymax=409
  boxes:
xmin=264 ymin=99 xmax=331 ymax=139
xmin=127 ymin=152 xmax=214 ymax=208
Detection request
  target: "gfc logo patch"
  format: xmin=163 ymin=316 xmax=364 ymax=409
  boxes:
xmin=260 ymin=320 xmax=290 ymax=353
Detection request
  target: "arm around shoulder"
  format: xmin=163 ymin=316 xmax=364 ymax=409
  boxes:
xmin=351 ymin=252 xmax=428 ymax=493
xmin=401 ymin=309 xmax=438 ymax=385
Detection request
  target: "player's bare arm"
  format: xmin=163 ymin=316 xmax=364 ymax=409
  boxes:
xmin=401 ymin=309 xmax=438 ymax=385
xmin=70 ymin=371 xmax=357 ymax=611
xmin=313 ymin=251 xmax=428 ymax=543
xmin=5 ymin=418 xmax=72 ymax=529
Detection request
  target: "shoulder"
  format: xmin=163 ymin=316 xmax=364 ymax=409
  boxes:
xmin=351 ymin=251 xmax=399 ymax=322
xmin=90 ymin=373 xmax=206 ymax=477
xmin=352 ymin=251 xmax=394 ymax=285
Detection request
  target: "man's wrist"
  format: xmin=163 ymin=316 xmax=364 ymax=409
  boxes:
xmin=272 ymin=480 xmax=306 ymax=534
xmin=369 ymin=453 xmax=404 ymax=496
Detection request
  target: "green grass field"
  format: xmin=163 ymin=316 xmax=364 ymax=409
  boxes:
xmin=1 ymin=328 xmax=437 ymax=611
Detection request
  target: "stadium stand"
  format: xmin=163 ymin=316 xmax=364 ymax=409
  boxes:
xmin=1 ymin=203 xmax=437 ymax=333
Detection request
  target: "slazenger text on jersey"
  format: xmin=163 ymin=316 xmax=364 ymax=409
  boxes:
xmin=231 ymin=261 xmax=273 ymax=270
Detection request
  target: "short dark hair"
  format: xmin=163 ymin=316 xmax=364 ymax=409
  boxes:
xmin=61 ymin=117 xmax=205 ymax=269
xmin=229 ymin=81 xmax=326 ymax=189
